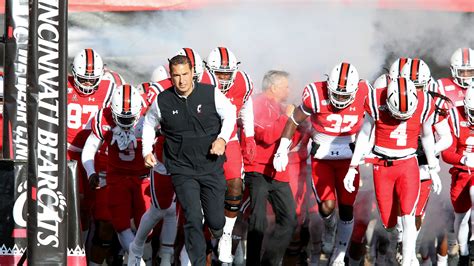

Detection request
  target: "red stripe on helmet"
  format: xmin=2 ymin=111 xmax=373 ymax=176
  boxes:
xmin=85 ymin=48 xmax=94 ymax=75
xmin=123 ymin=85 xmax=131 ymax=113
xmin=219 ymin=47 xmax=229 ymax=68
xmin=410 ymin=58 xmax=420 ymax=82
xmin=398 ymin=57 xmax=408 ymax=73
xmin=112 ymin=72 xmax=123 ymax=86
xmin=463 ymin=48 xmax=470 ymax=66
xmin=337 ymin=63 xmax=350 ymax=90
xmin=398 ymin=77 xmax=407 ymax=113
xmin=183 ymin=48 xmax=195 ymax=68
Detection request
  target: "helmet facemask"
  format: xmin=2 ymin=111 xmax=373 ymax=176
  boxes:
xmin=72 ymin=66 xmax=103 ymax=95
xmin=451 ymin=66 xmax=474 ymax=89
xmin=213 ymin=69 xmax=236 ymax=93
xmin=327 ymin=85 xmax=357 ymax=109
xmin=111 ymin=110 xmax=139 ymax=130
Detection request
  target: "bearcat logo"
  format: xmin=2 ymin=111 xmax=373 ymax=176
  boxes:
xmin=36 ymin=0 xmax=64 ymax=248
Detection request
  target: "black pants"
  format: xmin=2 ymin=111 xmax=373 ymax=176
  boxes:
xmin=245 ymin=171 xmax=297 ymax=266
xmin=172 ymin=170 xmax=226 ymax=266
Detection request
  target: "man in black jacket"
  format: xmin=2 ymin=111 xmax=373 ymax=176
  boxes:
xmin=141 ymin=55 xmax=236 ymax=265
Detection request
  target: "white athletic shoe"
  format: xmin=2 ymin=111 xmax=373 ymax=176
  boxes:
xmin=128 ymin=242 xmax=143 ymax=266
xmin=329 ymin=249 xmax=345 ymax=266
xmin=218 ymin=232 xmax=233 ymax=263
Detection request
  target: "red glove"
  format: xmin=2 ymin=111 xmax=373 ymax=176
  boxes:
xmin=243 ymin=137 xmax=256 ymax=164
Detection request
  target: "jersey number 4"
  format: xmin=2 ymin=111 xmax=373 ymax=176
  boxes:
xmin=390 ymin=121 xmax=408 ymax=146
xmin=324 ymin=114 xmax=358 ymax=133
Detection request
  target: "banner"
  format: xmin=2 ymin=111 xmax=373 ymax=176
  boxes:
xmin=3 ymin=0 xmax=29 ymax=160
xmin=26 ymin=0 xmax=69 ymax=264
xmin=66 ymin=160 xmax=86 ymax=264
xmin=0 ymin=160 xmax=27 ymax=265
xmin=1 ymin=0 xmax=30 ymax=263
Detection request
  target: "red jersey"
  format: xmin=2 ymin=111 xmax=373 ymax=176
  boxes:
xmin=224 ymin=70 xmax=253 ymax=139
xmin=437 ymin=78 xmax=466 ymax=107
xmin=442 ymin=106 xmax=474 ymax=171
xmin=302 ymin=80 xmax=368 ymax=137
xmin=67 ymin=76 xmax=114 ymax=152
xmin=365 ymin=86 xmax=434 ymax=158
xmin=301 ymin=80 xmax=368 ymax=160
xmin=425 ymin=78 xmax=450 ymax=125
xmin=91 ymin=107 xmax=148 ymax=177
xmin=199 ymin=70 xmax=218 ymax=86
xmin=225 ymin=71 xmax=253 ymax=114
xmin=141 ymin=82 xmax=165 ymax=111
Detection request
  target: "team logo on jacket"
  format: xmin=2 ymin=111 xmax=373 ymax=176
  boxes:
xmin=197 ymin=104 xmax=202 ymax=113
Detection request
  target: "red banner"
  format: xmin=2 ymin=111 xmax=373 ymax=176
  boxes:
xmin=0 ymin=0 xmax=472 ymax=13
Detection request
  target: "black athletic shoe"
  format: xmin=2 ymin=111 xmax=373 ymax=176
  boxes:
xmin=458 ymin=255 xmax=470 ymax=266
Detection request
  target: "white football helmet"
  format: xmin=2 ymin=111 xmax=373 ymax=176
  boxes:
xmin=176 ymin=48 xmax=203 ymax=80
xmin=327 ymin=62 xmax=360 ymax=109
xmin=110 ymin=84 xmax=143 ymax=129
xmin=400 ymin=58 xmax=431 ymax=91
xmin=103 ymin=69 xmax=125 ymax=86
xmin=389 ymin=57 xmax=412 ymax=81
xmin=150 ymin=65 xmax=170 ymax=82
xmin=450 ymin=48 xmax=474 ymax=88
xmin=386 ymin=77 xmax=418 ymax=120
xmin=206 ymin=47 xmax=239 ymax=93
xmin=464 ymin=88 xmax=474 ymax=125
xmin=373 ymin=74 xmax=389 ymax=89
xmin=71 ymin=48 xmax=104 ymax=95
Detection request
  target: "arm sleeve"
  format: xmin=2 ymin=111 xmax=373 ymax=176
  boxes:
xmin=240 ymin=96 xmax=255 ymax=137
xmin=142 ymin=99 xmax=161 ymax=158
xmin=81 ymin=133 xmax=103 ymax=178
xmin=349 ymin=113 xmax=374 ymax=166
xmin=433 ymin=118 xmax=453 ymax=155
xmin=420 ymin=114 xmax=438 ymax=168
xmin=215 ymin=88 xmax=237 ymax=143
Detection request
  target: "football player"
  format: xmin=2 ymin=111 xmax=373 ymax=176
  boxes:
xmin=206 ymin=46 xmax=255 ymax=264
xmin=441 ymin=88 xmax=474 ymax=265
xmin=438 ymin=48 xmax=474 ymax=107
xmin=399 ymin=58 xmax=453 ymax=263
xmin=81 ymin=85 xmax=152 ymax=265
xmin=344 ymin=77 xmax=440 ymax=266
xmin=274 ymin=62 xmax=369 ymax=265
xmin=128 ymin=81 xmax=176 ymax=266
xmin=67 ymin=48 xmax=115 ymax=243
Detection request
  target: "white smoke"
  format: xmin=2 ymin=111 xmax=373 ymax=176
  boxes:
xmin=68 ymin=2 xmax=384 ymax=102
xmin=67 ymin=1 xmax=474 ymax=260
